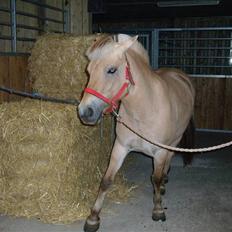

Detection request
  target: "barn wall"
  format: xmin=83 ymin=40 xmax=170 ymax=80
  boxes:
xmin=0 ymin=0 xmax=92 ymax=103
xmin=16 ymin=1 xmax=39 ymax=53
xmin=0 ymin=1 xmax=40 ymax=53
xmin=0 ymin=56 xmax=31 ymax=103
xmin=0 ymin=0 xmax=92 ymax=54
xmin=192 ymin=78 xmax=231 ymax=130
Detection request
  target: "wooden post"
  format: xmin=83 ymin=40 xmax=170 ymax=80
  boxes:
xmin=69 ymin=0 xmax=92 ymax=35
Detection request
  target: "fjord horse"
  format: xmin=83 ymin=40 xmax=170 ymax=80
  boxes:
xmin=78 ymin=34 xmax=195 ymax=232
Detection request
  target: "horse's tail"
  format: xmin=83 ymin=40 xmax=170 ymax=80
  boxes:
xmin=179 ymin=117 xmax=195 ymax=166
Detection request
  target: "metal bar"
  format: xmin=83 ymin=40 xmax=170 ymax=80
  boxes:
xmin=0 ymin=35 xmax=36 ymax=42
xmin=21 ymin=0 xmax=65 ymax=12
xmin=159 ymin=47 xmax=232 ymax=50
xmin=10 ymin=0 xmax=17 ymax=52
xmin=107 ymin=1 xmax=155 ymax=6
xmin=100 ymin=117 xmax=104 ymax=140
xmin=16 ymin=10 xmax=64 ymax=24
xmin=230 ymin=32 xmax=232 ymax=66
xmin=96 ymin=28 xmax=144 ymax=33
xmin=0 ymin=86 xmax=80 ymax=106
xmin=97 ymin=27 xmax=232 ymax=34
xmin=62 ymin=0 xmax=65 ymax=33
xmin=193 ymin=31 xmax=197 ymax=74
xmin=196 ymin=128 xmax=232 ymax=134
xmin=190 ymin=74 xmax=232 ymax=78
xmin=159 ymin=38 xmax=232 ymax=41
xmin=152 ymin=29 xmax=159 ymax=68
xmin=158 ymin=27 xmax=232 ymax=32
xmin=62 ymin=0 xmax=70 ymax=33
xmin=159 ymin=55 xmax=232 ymax=59
xmin=111 ymin=116 xmax=115 ymax=145
xmin=0 ymin=52 xmax=30 ymax=56
xmin=161 ymin=64 xmax=232 ymax=68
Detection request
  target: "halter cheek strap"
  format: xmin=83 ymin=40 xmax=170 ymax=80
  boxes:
xmin=84 ymin=65 xmax=134 ymax=114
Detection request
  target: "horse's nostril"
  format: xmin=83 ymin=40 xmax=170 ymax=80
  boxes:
xmin=85 ymin=107 xmax=94 ymax=118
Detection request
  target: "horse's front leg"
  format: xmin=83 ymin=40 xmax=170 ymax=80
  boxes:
xmin=84 ymin=139 xmax=128 ymax=232
xmin=160 ymin=151 xmax=175 ymax=194
xmin=152 ymin=150 xmax=168 ymax=222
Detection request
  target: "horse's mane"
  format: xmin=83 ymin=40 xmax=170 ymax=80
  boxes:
xmin=86 ymin=34 xmax=150 ymax=64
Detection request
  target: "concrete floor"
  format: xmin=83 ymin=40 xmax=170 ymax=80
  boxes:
xmin=1 ymin=131 xmax=232 ymax=232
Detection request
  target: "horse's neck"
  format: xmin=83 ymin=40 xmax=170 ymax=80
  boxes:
xmin=120 ymin=54 xmax=161 ymax=122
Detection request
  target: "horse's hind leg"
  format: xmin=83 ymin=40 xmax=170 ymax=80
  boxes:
xmin=84 ymin=140 xmax=128 ymax=232
xmin=152 ymin=150 xmax=169 ymax=221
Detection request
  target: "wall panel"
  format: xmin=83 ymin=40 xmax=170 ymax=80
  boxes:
xmin=0 ymin=56 xmax=30 ymax=103
xmin=223 ymin=78 xmax=232 ymax=130
xmin=192 ymin=77 xmax=232 ymax=130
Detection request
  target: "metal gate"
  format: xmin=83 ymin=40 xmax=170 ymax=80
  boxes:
xmin=100 ymin=27 xmax=232 ymax=78
xmin=0 ymin=0 xmax=69 ymax=55
xmin=157 ymin=27 xmax=232 ymax=78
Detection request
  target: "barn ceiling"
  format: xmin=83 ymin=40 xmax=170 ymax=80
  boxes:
xmin=88 ymin=0 xmax=232 ymax=23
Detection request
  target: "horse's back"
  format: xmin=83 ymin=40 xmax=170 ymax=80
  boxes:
xmin=154 ymin=68 xmax=195 ymax=104
xmin=155 ymin=67 xmax=194 ymax=89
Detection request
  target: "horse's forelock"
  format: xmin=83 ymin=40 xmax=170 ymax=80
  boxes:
xmin=86 ymin=35 xmax=114 ymax=60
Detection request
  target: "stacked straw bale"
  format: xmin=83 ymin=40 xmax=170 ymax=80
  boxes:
xmin=0 ymin=34 xmax=130 ymax=224
xmin=28 ymin=33 xmax=99 ymax=99
xmin=0 ymin=100 xmax=129 ymax=224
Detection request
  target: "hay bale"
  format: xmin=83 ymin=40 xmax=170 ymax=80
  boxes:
xmin=28 ymin=33 xmax=100 ymax=99
xmin=0 ymin=99 xmax=129 ymax=224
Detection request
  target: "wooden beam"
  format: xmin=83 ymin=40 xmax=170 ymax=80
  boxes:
xmin=70 ymin=0 xmax=92 ymax=35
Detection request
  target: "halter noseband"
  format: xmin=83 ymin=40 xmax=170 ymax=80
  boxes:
xmin=84 ymin=59 xmax=135 ymax=114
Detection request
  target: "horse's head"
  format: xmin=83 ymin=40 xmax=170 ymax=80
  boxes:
xmin=78 ymin=34 xmax=138 ymax=125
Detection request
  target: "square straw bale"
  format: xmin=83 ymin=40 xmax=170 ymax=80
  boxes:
xmin=0 ymin=100 xmax=130 ymax=224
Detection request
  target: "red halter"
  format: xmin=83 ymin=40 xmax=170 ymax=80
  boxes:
xmin=84 ymin=64 xmax=135 ymax=114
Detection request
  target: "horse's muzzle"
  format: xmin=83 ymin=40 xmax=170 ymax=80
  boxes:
xmin=78 ymin=103 xmax=103 ymax=125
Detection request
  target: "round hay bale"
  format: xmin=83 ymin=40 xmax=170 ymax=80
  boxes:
xmin=0 ymin=99 xmax=130 ymax=224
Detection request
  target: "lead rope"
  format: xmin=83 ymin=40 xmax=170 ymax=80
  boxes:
xmin=112 ymin=111 xmax=232 ymax=153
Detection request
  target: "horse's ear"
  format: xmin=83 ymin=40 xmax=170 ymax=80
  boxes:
xmin=86 ymin=46 xmax=94 ymax=60
xmin=118 ymin=35 xmax=138 ymax=54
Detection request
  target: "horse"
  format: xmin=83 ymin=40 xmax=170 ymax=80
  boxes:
xmin=78 ymin=34 xmax=195 ymax=232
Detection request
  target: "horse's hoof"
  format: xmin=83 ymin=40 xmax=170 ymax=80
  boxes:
xmin=163 ymin=175 xmax=168 ymax=184
xmin=152 ymin=211 xmax=166 ymax=222
xmin=160 ymin=185 xmax=166 ymax=195
xmin=83 ymin=221 xmax=100 ymax=232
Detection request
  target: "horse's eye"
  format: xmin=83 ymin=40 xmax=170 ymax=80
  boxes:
xmin=107 ymin=67 xmax=117 ymax=74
